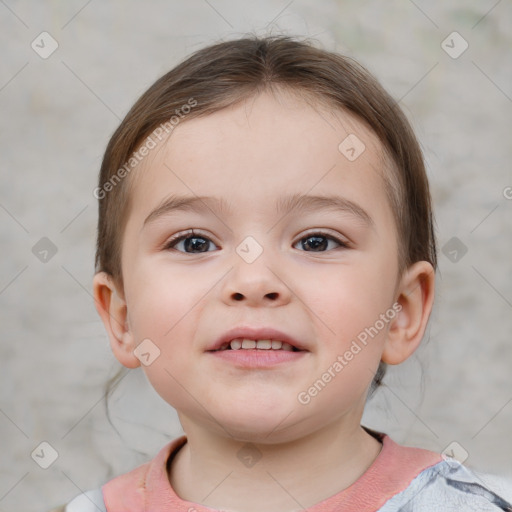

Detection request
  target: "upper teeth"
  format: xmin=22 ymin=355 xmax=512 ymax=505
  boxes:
xmin=219 ymin=339 xmax=295 ymax=351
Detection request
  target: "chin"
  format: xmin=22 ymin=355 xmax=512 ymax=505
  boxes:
xmin=215 ymin=406 xmax=305 ymax=444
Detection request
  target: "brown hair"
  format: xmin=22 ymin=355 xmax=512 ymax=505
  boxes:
xmin=96 ymin=34 xmax=437 ymax=396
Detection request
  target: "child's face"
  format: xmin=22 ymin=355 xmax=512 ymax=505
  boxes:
xmin=100 ymin=89 xmax=418 ymax=441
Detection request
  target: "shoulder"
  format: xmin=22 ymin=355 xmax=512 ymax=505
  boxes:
xmin=49 ymin=488 xmax=106 ymax=512
xmin=378 ymin=458 xmax=512 ymax=511
xmin=51 ymin=438 xmax=184 ymax=512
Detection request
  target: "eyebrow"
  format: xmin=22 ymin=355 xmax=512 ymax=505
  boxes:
xmin=143 ymin=193 xmax=374 ymax=228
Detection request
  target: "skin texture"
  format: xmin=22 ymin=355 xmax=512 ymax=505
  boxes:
xmin=93 ymin=89 xmax=435 ymax=512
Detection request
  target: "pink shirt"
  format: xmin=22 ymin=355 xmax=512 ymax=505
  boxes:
xmin=102 ymin=432 xmax=443 ymax=511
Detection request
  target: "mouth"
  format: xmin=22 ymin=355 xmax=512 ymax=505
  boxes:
xmin=208 ymin=337 xmax=308 ymax=368
xmin=211 ymin=338 xmax=303 ymax=352
xmin=207 ymin=326 xmax=309 ymax=353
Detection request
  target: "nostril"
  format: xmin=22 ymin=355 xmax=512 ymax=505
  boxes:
xmin=266 ymin=292 xmax=278 ymax=300
xmin=233 ymin=293 xmax=244 ymax=301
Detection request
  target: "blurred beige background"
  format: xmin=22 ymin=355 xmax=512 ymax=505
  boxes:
xmin=0 ymin=1 xmax=511 ymax=511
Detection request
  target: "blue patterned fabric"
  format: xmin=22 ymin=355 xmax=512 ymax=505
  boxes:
xmin=378 ymin=458 xmax=512 ymax=511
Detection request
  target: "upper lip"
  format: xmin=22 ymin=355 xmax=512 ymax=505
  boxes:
xmin=207 ymin=326 xmax=309 ymax=352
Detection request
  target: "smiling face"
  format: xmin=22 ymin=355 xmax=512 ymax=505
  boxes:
xmin=94 ymin=88 xmax=433 ymax=443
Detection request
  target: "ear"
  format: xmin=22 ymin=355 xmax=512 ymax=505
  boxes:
xmin=382 ymin=261 xmax=435 ymax=365
xmin=92 ymin=271 xmax=141 ymax=369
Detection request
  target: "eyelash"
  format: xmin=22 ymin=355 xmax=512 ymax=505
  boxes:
xmin=163 ymin=229 xmax=349 ymax=253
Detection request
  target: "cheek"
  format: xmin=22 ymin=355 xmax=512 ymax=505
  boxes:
xmin=125 ymin=262 xmax=204 ymax=341
xmin=127 ymin=268 xmax=201 ymax=407
xmin=302 ymin=257 xmax=397 ymax=368
xmin=302 ymin=272 xmax=394 ymax=408
xmin=308 ymin=258 xmax=396 ymax=321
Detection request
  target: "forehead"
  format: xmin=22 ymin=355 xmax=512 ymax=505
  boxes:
xmin=126 ymin=89 xmax=393 ymax=228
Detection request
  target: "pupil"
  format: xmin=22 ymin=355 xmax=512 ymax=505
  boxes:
xmin=185 ymin=237 xmax=208 ymax=252
xmin=304 ymin=236 xmax=327 ymax=251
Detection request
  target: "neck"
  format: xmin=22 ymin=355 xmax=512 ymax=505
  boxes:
xmin=168 ymin=417 xmax=382 ymax=512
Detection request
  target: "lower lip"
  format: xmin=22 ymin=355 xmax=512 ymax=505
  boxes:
xmin=208 ymin=349 xmax=307 ymax=368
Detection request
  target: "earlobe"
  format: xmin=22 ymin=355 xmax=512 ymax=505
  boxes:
xmin=92 ymin=272 xmax=141 ymax=369
xmin=382 ymin=261 xmax=435 ymax=365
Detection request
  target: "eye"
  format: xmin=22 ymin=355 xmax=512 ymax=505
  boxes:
xmin=164 ymin=230 xmax=349 ymax=254
xmin=294 ymin=232 xmax=348 ymax=252
xmin=164 ymin=230 xmax=217 ymax=253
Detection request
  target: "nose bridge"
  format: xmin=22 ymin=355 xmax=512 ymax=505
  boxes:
xmin=222 ymin=234 xmax=290 ymax=305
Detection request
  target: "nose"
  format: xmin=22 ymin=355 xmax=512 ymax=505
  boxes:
xmin=221 ymin=244 xmax=292 ymax=307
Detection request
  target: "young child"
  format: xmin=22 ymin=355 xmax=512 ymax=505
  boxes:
xmin=53 ymin=34 xmax=511 ymax=511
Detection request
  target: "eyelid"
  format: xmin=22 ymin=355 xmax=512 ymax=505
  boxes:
xmin=163 ymin=229 xmax=216 ymax=250
xmin=296 ymin=229 xmax=351 ymax=247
